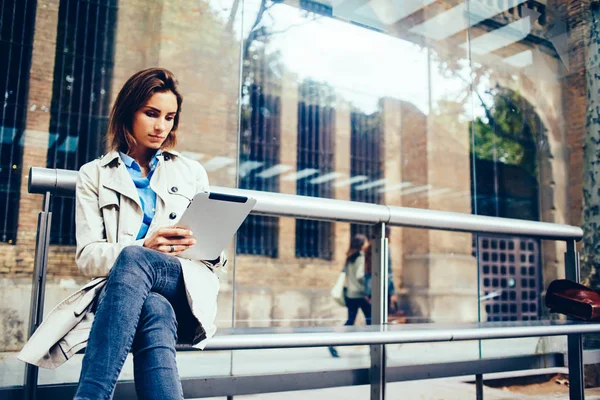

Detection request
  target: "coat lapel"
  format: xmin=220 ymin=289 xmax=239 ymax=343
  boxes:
xmin=99 ymin=151 xmax=141 ymax=209
xmin=150 ymin=155 xmax=170 ymax=211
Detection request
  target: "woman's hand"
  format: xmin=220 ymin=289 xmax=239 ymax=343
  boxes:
xmin=143 ymin=227 xmax=196 ymax=255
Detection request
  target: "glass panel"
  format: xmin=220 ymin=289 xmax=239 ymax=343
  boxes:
xmin=464 ymin=0 xmax=568 ymax=375
xmin=0 ymin=0 xmax=35 ymax=245
xmin=0 ymin=0 xmax=37 ymax=388
xmin=3 ymin=0 xmax=600 ymax=396
xmin=237 ymin=83 xmax=280 ymax=257
xmin=1 ymin=0 xmax=244 ymax=388
xmin=47 ymin=0 xmax=117 ymax=245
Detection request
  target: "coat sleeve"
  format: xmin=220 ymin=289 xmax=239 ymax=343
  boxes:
xmin=191 ymin=161 xmax=227 ymax=270
xmin=75 ymin=164 xmax=144 ymax=277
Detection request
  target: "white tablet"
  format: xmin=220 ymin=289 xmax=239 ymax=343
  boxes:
xmin=176 ymin=192 xmax=256 ymax=260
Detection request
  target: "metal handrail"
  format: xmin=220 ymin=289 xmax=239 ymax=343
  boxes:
xmin=203 ymin=321 xmax=600 ymax=351
xmin=28 ymin=167 xmax=583 ymax=240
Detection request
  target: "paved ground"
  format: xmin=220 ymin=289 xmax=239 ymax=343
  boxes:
xmin=220 ymin=378 xmax=600 ymax=400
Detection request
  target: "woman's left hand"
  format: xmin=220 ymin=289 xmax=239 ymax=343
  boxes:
xmin=143 ymin=227 xmax=196 ymax=255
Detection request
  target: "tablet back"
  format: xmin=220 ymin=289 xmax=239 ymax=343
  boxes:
xmin=176 ymin=192 xmax=256 ymax=260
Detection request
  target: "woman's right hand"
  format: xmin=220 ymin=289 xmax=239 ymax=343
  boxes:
xmin=143 ymin=227 xmax=196 ymax=255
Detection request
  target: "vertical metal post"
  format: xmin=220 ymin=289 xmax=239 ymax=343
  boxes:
xmin=475 ymin=374 xmax=484 ymax=400
xmin=370 ymin=222 xmax=388 ymax=400
xmin=23 ymin=192 xmax=52 ymax=400
xmin=565 ymin=240 xmax=584 ymax=400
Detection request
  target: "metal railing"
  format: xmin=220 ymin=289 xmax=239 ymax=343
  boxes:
xmin=27 ymin=167 xmax=582 ymax=239
xmin=15 ymin=166 xmax=590 ymax=400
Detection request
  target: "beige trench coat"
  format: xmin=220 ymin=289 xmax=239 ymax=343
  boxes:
xmin=19 ymin=150 xmax=224 ymax=368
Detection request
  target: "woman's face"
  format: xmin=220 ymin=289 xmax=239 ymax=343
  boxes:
xmin=131 ymin=91 xmax=178 ymax=154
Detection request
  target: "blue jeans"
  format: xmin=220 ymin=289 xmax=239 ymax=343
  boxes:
xmin=74 ymin=246 xmax=197 ymax=400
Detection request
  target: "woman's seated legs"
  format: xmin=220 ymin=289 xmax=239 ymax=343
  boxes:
xmin=75 ymin=246 xmax=189 ymax=400
xmin=132 ymin=292 xmax=182 ymax=400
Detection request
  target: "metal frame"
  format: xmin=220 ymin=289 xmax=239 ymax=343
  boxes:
xmin=0 ymin=353 xmax=565 ymax=399
xmin=370 ymin=223 xmax=388 ymax=399
xmin=565 ymin=240 xmax=584 ymax=399
xmin=22 ymin=192 xmax=52 ymax=400
xmin=16 ymin=167 xmax=592 ymax=400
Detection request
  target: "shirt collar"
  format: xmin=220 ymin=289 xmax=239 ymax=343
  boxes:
xmin=149 ymin=149 xmax=162 ymax=170
xmin=118 ymin=149 xmax=163 ymax=172
xmin=118 ymin=151 xmax=136 ymax=169
xmin=100 ymin=148 xmax=179 ymax=167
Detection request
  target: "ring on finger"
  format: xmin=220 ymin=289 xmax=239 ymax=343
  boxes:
xmin=170 ymin=245 xmax=175 ymax=253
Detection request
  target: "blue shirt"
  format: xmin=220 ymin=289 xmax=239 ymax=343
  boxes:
xmin=119 ymin=151 xmax=160 ymax=239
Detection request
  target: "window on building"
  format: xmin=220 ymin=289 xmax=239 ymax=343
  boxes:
xmin=237 ymin=83 xmax=280 ymax=258
xmin=295 ymin=81 xmax=335 ymax=260
xmin=350 ymin=111 xmax=383 ymax=240
xmin=47 ymin=0 xmax=117 ymax=245
xmin=0 ymin=0 xmax=37 ymax=244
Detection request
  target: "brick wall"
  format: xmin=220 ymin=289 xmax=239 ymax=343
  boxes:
xmin=9 ymin=0 xmax=60 ymax=276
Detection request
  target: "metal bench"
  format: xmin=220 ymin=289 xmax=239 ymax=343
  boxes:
xmin=2 ymin=166 xmax=596 ymax=400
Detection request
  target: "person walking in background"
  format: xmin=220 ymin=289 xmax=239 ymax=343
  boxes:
xmin=385 ymin=227 xmax=396 ymax=311
xmin=365 ymin=227 xmax=395 ymax=307
xmin=329 ymin=234 xmax=371 ymax=358
xmin=364 ymin=227 xmax=398 ymax=318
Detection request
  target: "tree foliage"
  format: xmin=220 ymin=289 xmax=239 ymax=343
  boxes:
xmin=471 ymin=87 xmax=540 ymax=177
xmin=582 ymin=1 xmax=600 ymax=289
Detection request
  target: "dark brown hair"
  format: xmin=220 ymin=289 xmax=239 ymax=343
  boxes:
xmin=364 ymin=243 xmax=372 ymax=274
xmin=106 ymin=67 xmax=183 ymax=152
xmin=347 ymin=233 xmax=368 ymax=263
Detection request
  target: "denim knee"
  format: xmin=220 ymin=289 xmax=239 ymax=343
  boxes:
xmin=139 ymin=293 xmax=178 ymax=334
xmin=110 ymin=246 xmax=154 ymax=279
xmin=114 ymin=245 xmax=150 ymax=266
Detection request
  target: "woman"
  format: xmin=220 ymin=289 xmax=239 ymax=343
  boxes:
xmin=328 ymin=234 xmax=371 ymax=358
xmin=363 ymin=235 xmax=401 ymax=322
xmin=70 ymin=67 xmax=224 ymax=399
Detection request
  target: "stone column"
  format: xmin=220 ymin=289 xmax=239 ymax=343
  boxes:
xmin=278 ymin=71 xmax=299 ymax=260
xmin=333 ymin=98 xmax=351 ymax=265
xmin=427 ymin=112 xmax=478 ymax=321
xmin=380 ymin=98 xmax=404 ymax=290
xmin=396 ymin=99 xmax=478 ymax=322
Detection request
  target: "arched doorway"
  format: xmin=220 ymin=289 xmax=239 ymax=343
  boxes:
xmin=471 ymin=87 xmax=546 ymax=321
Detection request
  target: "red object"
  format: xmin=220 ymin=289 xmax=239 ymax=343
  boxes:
xmin=546 ymin=279 xmax=600 ymax=321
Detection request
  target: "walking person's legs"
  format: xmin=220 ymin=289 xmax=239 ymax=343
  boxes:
xmin=344 ymin=298 xmax=360 ymax=326
xmin=329 ymin=298 xmax=360 ymax=358
xmin=329 ymin=298 xmax=359 ymax=357
xmin=74 ymin=246 xmax=190 ymax=400
xmin=359 ymin=298 xmax=372 ymax=325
